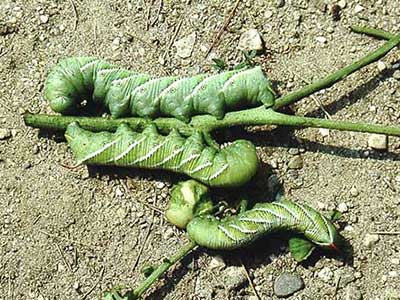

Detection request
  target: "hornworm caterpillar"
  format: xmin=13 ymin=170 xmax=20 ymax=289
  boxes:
xmin=44 ymin=57 xmax=276 ymax=121
xmin=187 ymin=200 xmax=340 ymax=250
xmin=65 ymin=123 xmax=258 ymax=187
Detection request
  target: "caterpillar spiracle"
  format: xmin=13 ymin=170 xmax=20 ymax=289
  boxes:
xmin=44 ymin=57 xmax=276 ymax=122
xmin=65 ymin=123 xmax=258 ymax=187
xmin=187 ymin=200 xmax=340 ymax=251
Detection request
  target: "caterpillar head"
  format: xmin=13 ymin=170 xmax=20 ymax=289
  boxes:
xmin=166 ymin=180 xmax=213 ymax=229
xmin=65 ymin=122 xmax=116 ymax=165
xmin=212 ymin=140 xmax=258 ymax=187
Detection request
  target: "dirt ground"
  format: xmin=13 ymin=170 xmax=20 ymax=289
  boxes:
xmin=1 ymin=0 xmax=400 ymax=299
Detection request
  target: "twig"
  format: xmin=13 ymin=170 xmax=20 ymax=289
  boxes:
xmin=24 ymin=27 xmax=400 ymax=138
xmin=68 ymin=0 xmax=79 ymax=31
xmin=161 ymin=17 xmax=183 ymax=62
xmin=205 ymin=0 xmax=241 ymax=57
xmin=240 ymin=258 xmax=261 ymax=300
xmin=132 ymin=211 xmax=155 ymax=273
xmin=350 ymin=25 xmax=395 ymax=40
xmin=81 ymin=266 xmax=105 ymax=300
xmin=132 ymin=240 xmax=197 ymax=298
xmin=56 ymin=243 xmax=73 ymax=273
xmin=273 ymin=28 xmax=400 ymax=109
xmin=145 ymin=0 xmax=155 ymax=31
xmin=151 ymin=0 xmax=163 ymax=27
xmin=370 ymin=231 xmax=400 ymax=235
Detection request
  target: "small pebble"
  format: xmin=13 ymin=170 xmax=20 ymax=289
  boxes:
xmin=393 ymin=70 xmax=400 ymax=80
xmin=377 ymin=61 xmax=387 ymax=71
xmin=390 ymin=258 xmax=400 ymax=265
xmin=174 ymin=32 xmax=196 ymax=59
xmin=238 ymin=29 xmax=264 ymax=52
xmin=319 ymin=128 xmax=330 ymax=137
xmin=275 ymin=0 xmax=285 ymax=8
xmin=288 ymin=148 xmax=299 ymax=155
xmin=288 ymin=156 xmax=303 ymax=169
xmin=0 ymin=128 xmax=11 ymax=140
xmin=337 ymin=202 xmax=348 ymax=213
xmin=350 ymin=187 xmax=359 ymax=197
xmin=388 ymin=271 xmax=398 ymax=277
xmin=209 ymin=255 xmax=226 ymax=270
xmin=223 ymin=266 xmax=247 ymax=291
xmin=265 ymin=10 xmax=274 ymax=19
xmin=345 ymin=285 xmax=363 ymax=300
xmin=155 ymin=181 xmax=165 ymax=189
xmin=317 ymin=267 xmax=334 ymax=283
xmin=115 ymin=186 xmax=124 ymax=197
xmin=363 ymin=233 xmax=380 ymax=248
xmin=39 ymin=15 xmax=49 ymax=23
xmin=163 ymin=227 xmax=175 ymax=239
xmin=368 ymin=134 xmax=388 ymax=150
xmin=316 ymin=36 xmax=327 ymax=44
xmin=337 ymin=0 xmax=347 ymax=9
xmin=354 ymin=4 xmax=364 ymax=14
xmin=273 ymin=272 xmax=304 ymax=298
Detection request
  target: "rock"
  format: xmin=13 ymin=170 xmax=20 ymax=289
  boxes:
xmin=354 ymin=4 xmax=364 ymax=14
xmin=223 ymin=266 xmax=247 ymax=291
xmin=163 ymin=227 xmax=175 ymax=239
xmin=345 ymin=285 xmax=363 ymax=300
xmin=377 ymin=61 xmax=387 ymax=71
xmin=316 ymin=36 xmax=327 ymax=44
xmin=155 ymin=181 xmax=165 ymax=189
xmin=388 ymin=271 xmax=398 ymax=277
xmin=393 ymin=70 xmax=400 ymax=80
xmin=265 ymin=10 xmax=274 ymax=19
xmin=319 ymin=128 xmax=330 ymax=137
xmin=288 ymin=148 xmax=299 ymax=155
xmin=275 ymin=0 xmax=285 ymax=8
xmin=238 ymin=29 xmax=264 ymax=52
xmin=273 ymin=272 xmax=304 ymax=298
xmin=39 ymin=15 xmax=49 ymax=23
xmin=350 ymin=187 xmax=359 ymax=197
xmin=317 ymin=267 xmax=334 ymax=283
xmin=288 ymin=156 xmax=303 ymax=169
xmin=368 ymin=134 xmax=388 ymax=150
xmin=391 ymin=258 xmax=400 ymax=265
xmin=337 ymin=202 xmax=348 ymax=213
xmin=115 ymin=186 xmax=124 ymax=197
xmin=209 ymin=255 xmax=226 ymax=270
xmin=337 ymin=0 xmax=347 ymax=9
xmin=174 ymin=32 xmax=196 ymax=59
xmin=0 ymin=128 xmax=11 ymax=140
xmin=363 ymin=233 xmax=380 ymax=248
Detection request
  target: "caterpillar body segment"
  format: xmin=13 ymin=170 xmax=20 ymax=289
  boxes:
xmin=65 ymin=123 xmax=258 ymax=187
xmin=187 ymin=200 xmax=340 ymax=250
xmin=45 ymin=57 xmax=276 ymax=121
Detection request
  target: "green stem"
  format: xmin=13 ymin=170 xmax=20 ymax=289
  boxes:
xmin=273 ymin=30 xmax=400 ymax=109
xmin=132 ymin=240 xmax=197 ymax=299
xmin=350 ymin=25 xmax=395 ymax=40
xmin=23 ymin=26 xmax=400 ymax=137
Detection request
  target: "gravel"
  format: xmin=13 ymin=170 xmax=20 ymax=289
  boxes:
xmin=273 ymin=272 xmax=304 ymax=298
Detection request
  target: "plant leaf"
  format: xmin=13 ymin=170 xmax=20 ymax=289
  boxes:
xmin=289 ymin=237 xmax=316 ymax=262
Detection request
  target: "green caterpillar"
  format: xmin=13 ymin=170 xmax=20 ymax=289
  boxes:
xmin=44 ymin=57 xmax=276 ymax=122
xmin=65 ymin=123 xmax=258 ymax=187
xmin=187 ymin=200 xmax=340 ymax=251
xmin=166 ymin=180 xmax=341 ymax=253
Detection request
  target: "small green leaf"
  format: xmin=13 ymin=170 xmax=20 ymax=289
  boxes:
xmin=212 ymin=58 xmax=228 ymax=71
xmin=326 ymin=210 xmax=343 ymax=221
xmin=289 ymin=237 xmax=315 ymax=262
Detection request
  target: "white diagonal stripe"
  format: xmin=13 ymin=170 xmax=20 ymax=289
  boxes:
xmin=208 ymin=163 xmax=229 ymax=180
xmin=112 ymin=136 xmax=146 ymax=162
xmin=80 ymin=60 xmax=99 ymax=72
xmin=218 ymin=225 xmax=238 ymax=242
xmin=228 ymin=224 xmax=258 ymax=234
xmin=132 ymin=139 xmax=168 ymax=164
xmin=153 ymin=147 xmax=184 ymax=167
xmin=78 ymin=139 xmax=119 ymax=164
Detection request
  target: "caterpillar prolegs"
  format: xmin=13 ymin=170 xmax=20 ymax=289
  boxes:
xmin=65 ymin=123 xmax=258 ymax=187
xmin=44 ymin=57 xmax=276 ymax=122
